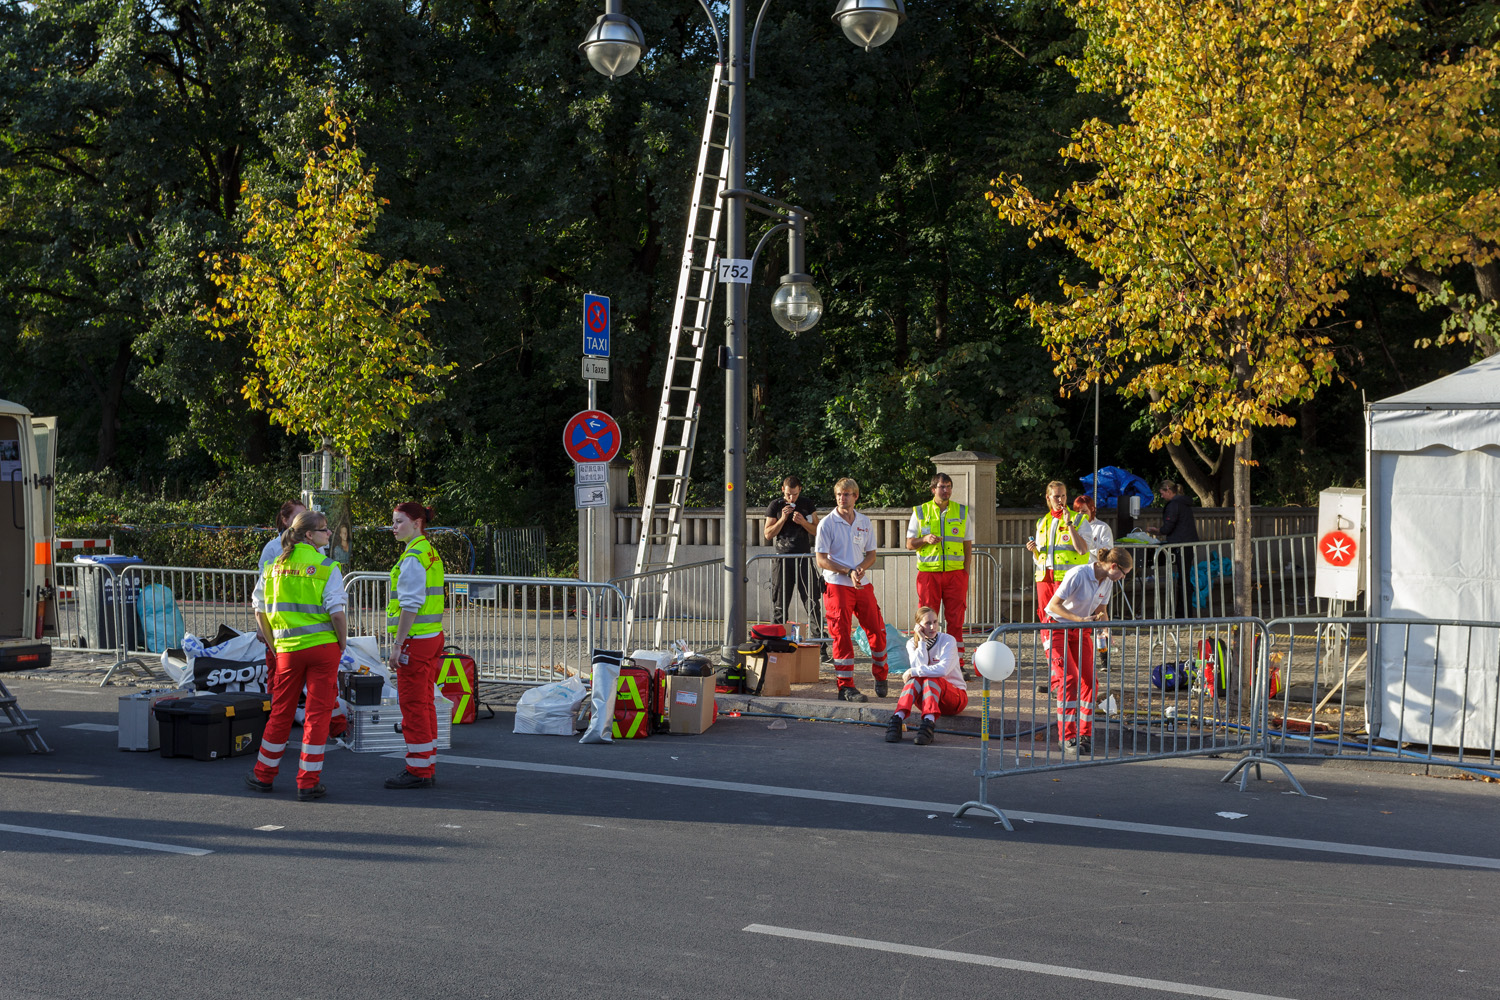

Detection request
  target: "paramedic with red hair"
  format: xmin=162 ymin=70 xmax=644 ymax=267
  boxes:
xmin=385 ymin=502 xmax=446 ymax=790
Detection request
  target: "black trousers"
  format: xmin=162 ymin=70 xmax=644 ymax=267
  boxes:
xmin=1167 ymin=546 xmax=1197 ymax=618
xmin=770 ymin=555 xmax=823 ymax=629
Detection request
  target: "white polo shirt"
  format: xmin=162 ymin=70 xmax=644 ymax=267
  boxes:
xmin=1052 ymin=562 xmax=1114 ymax=619
xmin=816 ymin=509 xmax=876 ymax=587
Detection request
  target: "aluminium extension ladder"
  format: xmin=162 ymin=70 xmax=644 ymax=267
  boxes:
xmin=0 ymin=678 xmax=52 ymax=753
xmin=626 ymin=63 xmax=731 ymax=649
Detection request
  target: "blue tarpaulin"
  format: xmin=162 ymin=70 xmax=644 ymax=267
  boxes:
xmin=1080 ymin=467 xmax=1155 ymax=510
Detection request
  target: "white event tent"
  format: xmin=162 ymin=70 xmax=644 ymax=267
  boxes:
xmin=1366 ymin=351 xmax=1500 ymax=749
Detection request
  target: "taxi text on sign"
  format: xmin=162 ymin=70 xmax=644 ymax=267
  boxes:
xmin=583 ymin=293 xmax=610 ymax=358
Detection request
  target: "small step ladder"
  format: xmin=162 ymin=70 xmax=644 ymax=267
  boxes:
xmin=0 ymin=678 xmax=53 ymax=753
xmin=626 ymin=64 xmax=731 ymax=649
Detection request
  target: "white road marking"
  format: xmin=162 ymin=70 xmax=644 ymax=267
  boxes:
xmin=435 ymin=754 xmax=1500 ymax=870
xmin=62 ymin=723 xmax=118 ymax=732
xmin=0 ymin=823 xmax=211 ymax=856
xmin=743 ymin=924 xmax=1299 ymax=1000
xmin=47 ymin=689 xmax=98 ymax=695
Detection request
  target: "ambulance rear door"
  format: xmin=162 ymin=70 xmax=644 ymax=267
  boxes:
xmin=32 ymin=416 xmax=57 ymax=637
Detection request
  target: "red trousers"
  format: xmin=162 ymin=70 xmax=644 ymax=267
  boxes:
xmin=916 ymin=569 xmax=968 ymax=665
xmin=1049 ymin=628 xmax=1095 ymax=740
xmin=824 ymin=583 xmax=888 ymax=688
xmin=396 ymin=632 xmax=443 ymax=778
xmin=894 ymin=675 xmax=968 ymax=718
xmin=1035 ymin=572 xmax=1061 ymax=625
xmin=255 ymin=642 xmax=339 ymax=790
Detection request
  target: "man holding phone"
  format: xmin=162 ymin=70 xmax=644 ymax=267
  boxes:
xmin=764 ymin=475 xmax=822 ymax=633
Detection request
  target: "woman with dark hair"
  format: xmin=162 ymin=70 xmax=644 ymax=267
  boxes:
xmin=384 ymin=502 xmax=445 ymax=790
xmin=245 ymin=510 xmax=347 ymax=800
xmin=1072 ymin=494 xmax=1114 ymax=559
xmin=259 ymin=500 xmax=307 ymax=572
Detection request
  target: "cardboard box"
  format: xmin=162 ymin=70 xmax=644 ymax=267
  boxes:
xmin=744 ymin=650 xmax=792 ymax=697
xmin=784 ymin=644 xmax=821 ymax=684
xmin=667 ymin=674 xmax=716 ymax=734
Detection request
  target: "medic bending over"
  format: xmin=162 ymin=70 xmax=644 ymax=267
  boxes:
xmin=815 ymin=477 xmax=889 ymax=703
xmin=1044 ymin=547 xmax=1134 ymax=758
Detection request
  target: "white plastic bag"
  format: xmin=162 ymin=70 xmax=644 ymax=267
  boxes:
xmin=578 ymin=651 xmax=622 ymax=744
xmin=340 ymin=636 xmax=389 ymax=679
xmin=513 ymin=676 xmax=587 ymax=736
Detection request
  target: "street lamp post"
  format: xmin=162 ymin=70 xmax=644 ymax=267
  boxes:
xmin=582 ymin=0 xmax=904 ymax=661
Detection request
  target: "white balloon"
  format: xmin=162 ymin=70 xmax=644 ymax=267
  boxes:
xmin=973 ymin=640 xmax=1015 ymax=683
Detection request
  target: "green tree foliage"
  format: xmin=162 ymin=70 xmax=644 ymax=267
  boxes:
xmin=4 ymin=0 xmax=1474 ymax=552
xmin=0 ymin=0 xmax=336 ymax=471
xmin=200 ymin=102 xmax=452 ymax=460
xmin=993 ymin=0 xmax=1499 ymax=613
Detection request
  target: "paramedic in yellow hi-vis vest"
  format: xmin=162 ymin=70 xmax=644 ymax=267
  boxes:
xmin=245 ymin=511 xmax=347 ymax=802
xmin=385 ymin=502 xmax=445 ymax=790
xmin=904 ymin=473 xmax=972 ymax=673
xmin=1026 ymin=480 xmax=1091 ymax=627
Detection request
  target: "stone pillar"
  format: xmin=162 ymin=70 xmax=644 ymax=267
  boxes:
xmin=577 ymin=458 xmax=631 ymax=582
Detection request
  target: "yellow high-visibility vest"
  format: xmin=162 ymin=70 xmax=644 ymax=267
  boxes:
xmin=387 ymin=536 xmax=445 ymax=638
xmin=914 ymin=500 xmax=968 ymax=572
xmin=1034 ymin=510 xmax=1089 ymax=581
xmin=263 ymin=543 xmax=338 ymax=652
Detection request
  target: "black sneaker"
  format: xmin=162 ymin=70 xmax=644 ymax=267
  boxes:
xmin=914 ymin=718 xmax=937 ymax=746
xmin=884 ymin=715 xmax=904 ymax=742
xmin=244 ymin=774 xmax=274 ymax=794
xmin=296 ymin=783 xmax=326 ymax=801
xmin=836 ymin=687 xmax=868 ymax=703
xmin=873 ymin=678 xmax=889 ymax=698
xmin=1063 ymin=738 xmax=1079 ymax=757
xmin=385 ymin=769 xmax=436 ymax=789
xmin=1076 ymin=736 xmax=1092 ymax=756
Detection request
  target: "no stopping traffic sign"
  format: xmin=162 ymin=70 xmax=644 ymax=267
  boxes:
xmin=562 ymin=410 xmax=621 ymax=464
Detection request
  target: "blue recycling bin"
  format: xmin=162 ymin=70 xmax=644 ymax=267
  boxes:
xmin=75 ymin=555 xmax=143 ymax=651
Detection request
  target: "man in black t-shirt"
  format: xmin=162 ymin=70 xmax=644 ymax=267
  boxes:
xmin=763 ymin=475 xmax=823 ymax=630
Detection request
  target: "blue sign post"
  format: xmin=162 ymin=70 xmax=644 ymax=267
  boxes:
xmin=583 ymin=294 xmax=610 ymax=358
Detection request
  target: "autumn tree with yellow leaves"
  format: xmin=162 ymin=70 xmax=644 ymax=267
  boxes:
xmin=199 ymin=103 xmax=452 ymax=462
xmin=993 ymin=0 xmax=1500 ymax=618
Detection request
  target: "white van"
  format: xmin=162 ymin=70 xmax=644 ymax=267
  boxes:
xmin=0 ymin=398 xmax=57 ymax=671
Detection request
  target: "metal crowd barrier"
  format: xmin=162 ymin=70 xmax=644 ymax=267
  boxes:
xmin=1262 ymin=616 xmax=1500 ymax=777
xmin=344 ymin=572 xmax=628 ymax=684
xmin=608 ymin=559 xmax=725 ymax=653
xmin=955 ymin=617 xmax=1304 ymax=830
xmin=746 ymin=553 xmax=827 ymax=639
xmin=119 ymin=564 xmax=261 ymax=650
xmin=743 ymin=548 xmax=1013 ymax=653
xmin=1112 ymin=536 xmax=1360 ymax=622
xmin=45 ymin=560 xmax=158 ymax=685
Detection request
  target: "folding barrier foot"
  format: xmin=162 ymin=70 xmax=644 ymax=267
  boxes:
xmin=98 ymin=655 xmax=155 ymax=688
xmin=1220 ymin=752 xmax=1309 ymax=797
xmin=954 ymin=799 xmax=1014 ymax=832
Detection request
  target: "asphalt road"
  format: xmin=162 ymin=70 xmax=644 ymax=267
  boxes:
xmin=2 ymin=677 xmax=1498 ymax=1000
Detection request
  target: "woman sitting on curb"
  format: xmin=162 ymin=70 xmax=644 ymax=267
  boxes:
xmin=884 ymin=606 xmax=969 ymax=746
